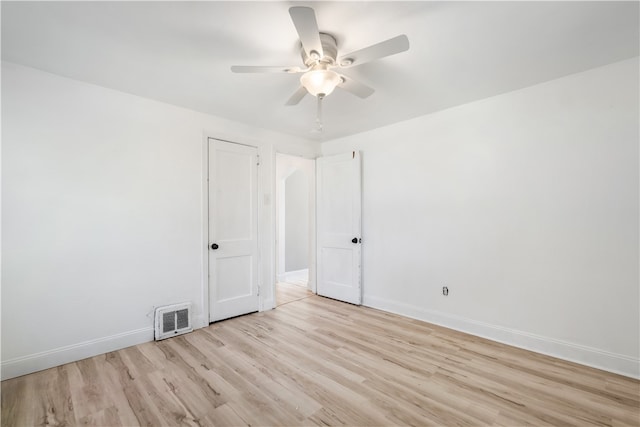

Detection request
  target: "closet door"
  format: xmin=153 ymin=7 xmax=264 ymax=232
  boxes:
xmin=209 ymin=139 xmax=259 ymax=322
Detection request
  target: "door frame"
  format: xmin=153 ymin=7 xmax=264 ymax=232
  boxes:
xmin=201 ymin=136 xmax=263 ymax=327
xmin=272 ymin=149 xmax=318 ymax=304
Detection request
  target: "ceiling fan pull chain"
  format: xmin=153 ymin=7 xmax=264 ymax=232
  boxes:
xmin=315 ymin=95 xmax=324 ymax=132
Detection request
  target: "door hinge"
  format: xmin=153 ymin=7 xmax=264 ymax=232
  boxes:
xmin=257 ymin=286 xmax=260 ymax=296
xmin=257 ymin=155 xmax=261 ymax=166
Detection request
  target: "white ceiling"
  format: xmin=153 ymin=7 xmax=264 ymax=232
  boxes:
xmin=2 ymin=1 xmax=638 ymax=142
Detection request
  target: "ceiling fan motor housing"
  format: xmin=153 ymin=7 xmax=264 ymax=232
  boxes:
xmin=302 ymin=33 xmax=338 ymax=66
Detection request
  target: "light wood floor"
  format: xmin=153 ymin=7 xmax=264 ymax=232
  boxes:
xmin=2 ymin=295 xmax=639 ymax=426
xmin=276 ymin=281 xmax=313 ymax=307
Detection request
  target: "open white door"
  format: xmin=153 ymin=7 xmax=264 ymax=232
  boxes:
xmin=209 ymin=139 xmax=259 ymax=322
xmin=316 ymin=151 xmax=362 ymax=304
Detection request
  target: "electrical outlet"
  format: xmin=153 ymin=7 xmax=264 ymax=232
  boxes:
xmin=442 ymin=286 xmax=449 ymax=296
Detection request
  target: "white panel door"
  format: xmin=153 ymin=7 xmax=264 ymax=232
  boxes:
xmin=209 ymin=139 xmax=259 ymax=322
xmin=316 ymin=151 xmax=362 ymax=304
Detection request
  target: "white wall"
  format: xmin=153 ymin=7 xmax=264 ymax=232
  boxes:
xmin=285 ymin=170 xmax=309 ymax=272
xmin=1 ymin=62 xmax=321 ymax=379
xmin=3 ymin=57 xmax=638 ymax=380
xmin=322 ymin=58 xmax=640 ymax=378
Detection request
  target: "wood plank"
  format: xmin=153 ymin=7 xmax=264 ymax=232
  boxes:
xmin=276 ymin=281 xmax=313 ymax=306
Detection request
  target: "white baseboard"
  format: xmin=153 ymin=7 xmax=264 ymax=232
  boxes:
xmin=262 ymin=298 xmax=275 ymax=311
xmin=363 ymin=295 xmax=640 ymax=379
xmin=1 ymin=327 xmax=154 ymax=380
xmin=280 ymin=269 xmax=309 ymax=285
xmin=193 ymin=313 xmax=208 ymax=329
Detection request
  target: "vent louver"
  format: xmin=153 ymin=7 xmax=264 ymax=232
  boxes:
xmin=154 ymin=303 xmax=193 ymax=341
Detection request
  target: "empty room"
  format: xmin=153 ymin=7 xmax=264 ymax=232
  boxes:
xmin=1 ymin=1 xmax=639 ymax=426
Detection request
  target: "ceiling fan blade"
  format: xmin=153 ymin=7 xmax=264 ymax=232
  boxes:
xmin=289 ymin=7 xmax=324 ymax=59
xmin=337 ymin=74 xmax=375 ymax=99
xmin=285 ymin=86 xmax=308 ymax=106
xmin=231 ymin=65 xmax=303 ymax=73
xmin=337 ymin=35 xmax=410 ymax=67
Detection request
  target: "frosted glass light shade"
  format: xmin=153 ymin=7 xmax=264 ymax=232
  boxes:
xmin=300 ymin=69 xmax=341 ymax=97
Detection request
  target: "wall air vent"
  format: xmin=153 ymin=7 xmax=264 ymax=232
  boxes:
xmin=154 ymin=303 xmax=193 ymax=341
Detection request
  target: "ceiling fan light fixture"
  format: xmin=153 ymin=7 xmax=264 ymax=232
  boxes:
xmin=300 ymin=69 xmax=341 ymax=97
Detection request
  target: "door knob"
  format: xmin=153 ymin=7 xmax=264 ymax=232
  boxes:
xmin=352 ymin=237 xmax=358 ymax=244
xmin=211 ymin=243 xmax=219 ymax=250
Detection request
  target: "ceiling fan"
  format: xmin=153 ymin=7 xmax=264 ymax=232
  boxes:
xmin=231 ymin=6 xmax=410 ymax=109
